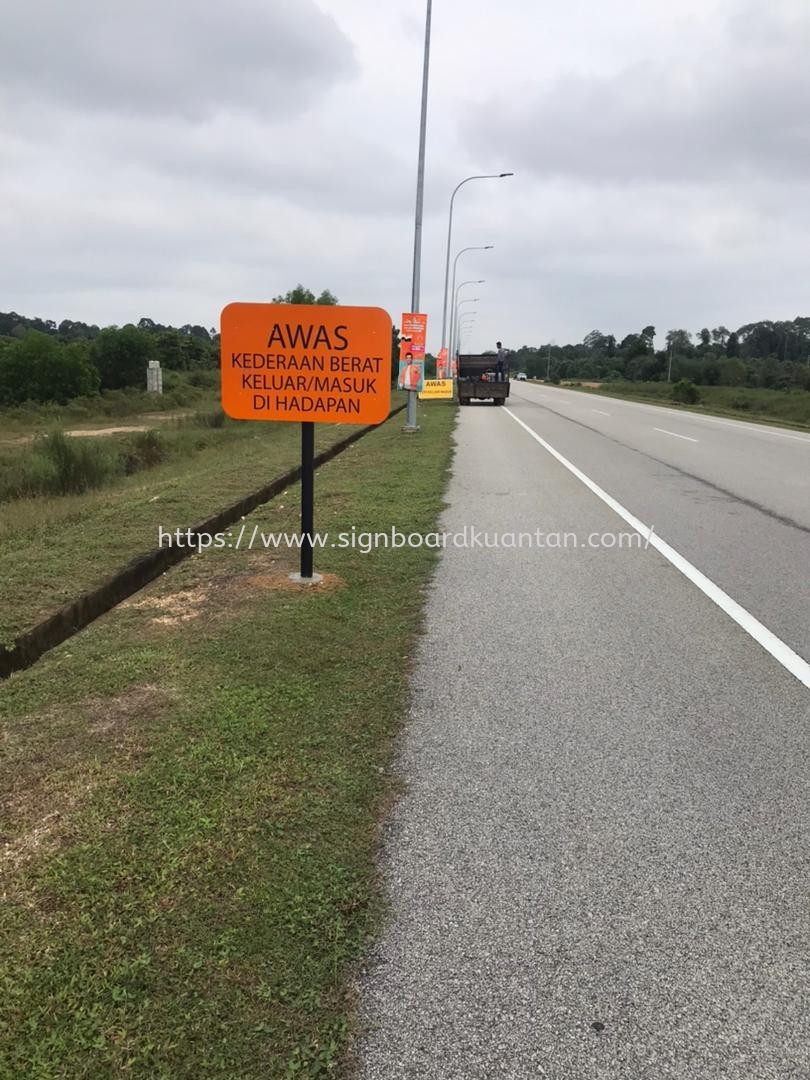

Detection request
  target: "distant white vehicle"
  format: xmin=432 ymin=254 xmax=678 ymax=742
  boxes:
xmin=515 ymin=372 xmax=528 ymax=381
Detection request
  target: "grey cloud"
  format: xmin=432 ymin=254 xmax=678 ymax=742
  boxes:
xmin=1 ymin=0 xmax=356 ymax=120
xmin=94 ymin=114 xmax=413 ymax=215
xmin=463 ymin=3 xmax=810 ymax=186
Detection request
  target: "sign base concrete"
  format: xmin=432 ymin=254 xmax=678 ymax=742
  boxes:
xmin=288 ymin=572 xmax=324 ymax=586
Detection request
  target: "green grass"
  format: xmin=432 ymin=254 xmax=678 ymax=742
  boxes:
xmin=0 ymin=413 xmax=244 ymax=503
xmin=0 ymin=399 xmax=455 ymax=1079
xmin=0 ymin=404 xmax=408 ymax=646
xmin=552 ymin=380 xmax=810 ymax=430
xmin=0 ymin=372 xmax=221 ymax=441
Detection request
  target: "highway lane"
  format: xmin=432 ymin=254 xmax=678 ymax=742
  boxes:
xmin=507 ymin=383 xmax=810 ymax=663
xmin=355 ymin=403 xmax=810 ymax=1079
xmin=510 ymin=383 xmax=810 ymax=528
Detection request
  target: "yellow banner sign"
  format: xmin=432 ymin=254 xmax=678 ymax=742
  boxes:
xmin=418 ymin=379 xmax=454 ymax=400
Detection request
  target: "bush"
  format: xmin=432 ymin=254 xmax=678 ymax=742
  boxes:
xmin=0 ymin=331 xmax=99 ymax=405
xmin=187 ymin=369 xmax=219 ymax=389
xmin=91 ymin=326 xmax=156 ymax=391
xmin=36 ymin=431 xmax=116 ymax=495
xmin=671 ymin=379 xmax=700 ymax=404
xmin=120 ymin=430 xmax=168 ymax=475
xmin=193 ymin=408 xmax=226 ymax=428
xmin=0 ymin=450 xmax=58 ymax=501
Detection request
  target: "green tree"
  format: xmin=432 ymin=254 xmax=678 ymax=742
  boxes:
xmin=272 ymin=285 xmax=339 ymax=305
xmin=619 ymin=333 xmax=649 ymax=361
xmin=155 ymin=329 xmax=184 ymax=371
xmin=718 ymin=357 xmax=747 ymax=386
xmin=583 ymin=330 xmax=607 ymax=352
xmin=665 ymin=329 xmax=693 ymax=355
xmin=91 ymin=326 xmax=156 ymax=390
xmin=0 ymin=331 xmax=98 ymax=405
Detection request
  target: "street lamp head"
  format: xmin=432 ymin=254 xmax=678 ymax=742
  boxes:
xmin=484 ymin=245 xmax=494 ymax=249
xmin=499 ymin=172 xmax=515 ymax=178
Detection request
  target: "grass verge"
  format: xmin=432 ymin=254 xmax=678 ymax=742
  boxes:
xmin=0 ymin=400 xmax=406 ymax=646
xmin=0 ymin=399 xmax=455 ymax=1079
xmin=0 ymin=414 xmax=258 ymax=503
xmin=548 ymin=380 xmax=810 ymax=430
xmin=0 ymin=373 xmax=221 ymax=442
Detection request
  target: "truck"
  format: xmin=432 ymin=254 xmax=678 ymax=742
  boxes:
xmin=457 ymin=353 xmax=510 ymax=406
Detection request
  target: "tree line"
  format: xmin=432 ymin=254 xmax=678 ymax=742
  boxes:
xmin=0 ymin=286 xmax=403 ymax=407
xmin=8 ymin=295 xmax=806 ymax=408
xmin=512 ymin=319 xmax=810 ymax=390
xmin=0 ymin=312 xmax=221 ymax=406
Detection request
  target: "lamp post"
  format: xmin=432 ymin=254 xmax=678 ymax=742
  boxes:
xmin=440 ymin=173 xmax=514 ymax=354
xmin=455 ymin=315 xmax=477 ymax=358
xmin=405 ymin=0 xmax=432 ymax=433
xmin=448 ymin=246 xmax=492 ymax=375
xmin=455 ymin=279 xmax=485 ymax=303
xmin=444 ymin=280 xmax=481 ymax=378
xmin=453 ymin=299 xmax=478 ymax=364
xmin=458 ymin=325 xmax=475 ymax=353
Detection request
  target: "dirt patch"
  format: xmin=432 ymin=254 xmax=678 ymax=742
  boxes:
xmin=1 ymin=684 xmax=170 ymax=876
xmin=138 ymin=411 xmax=191 ymax=423
xmin=125 ymin=563 xmax=344 ymax=630
xmin=3 ymin=412 xmax=191 ymax=447
xmin=241 ymin=570 xmax=345 ymax=593
xmin=126 ymin=587 xmax=210 ymax=626
xmin=84 ymin=682 xmax=169 ymax=735
xmin=65 ymin=425 xmax=150 ymax=438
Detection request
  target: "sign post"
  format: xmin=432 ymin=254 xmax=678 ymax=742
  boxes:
xmin=300 ymin=421 xmax=315 ymax=579
xmin=220 ymin=302 xmax=392 ymax=581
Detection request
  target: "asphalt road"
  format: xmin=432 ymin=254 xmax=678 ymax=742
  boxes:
xmin=354 ymin=393 xmax=810 ymax=1079
xmin=507 ymin=383 xmax=810 ymax=662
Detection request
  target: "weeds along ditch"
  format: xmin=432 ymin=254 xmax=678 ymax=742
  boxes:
xmin=0 ymin=410 xmax=234 ymax=502
xmin=0 ymin=403 xmax=407 ymax=678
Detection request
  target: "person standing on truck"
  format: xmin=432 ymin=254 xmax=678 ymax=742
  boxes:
xmin=496 ymin=341 xmax=508 ymax=382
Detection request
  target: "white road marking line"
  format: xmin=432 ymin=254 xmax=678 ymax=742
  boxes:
xmin=503 ymin=407 xmax=810 ymax=691
xmin=688 ymin=412 xmax=810 ymax=444
xmin=591 ymin=409 xmax=611 ymax=416
xmin=523 ymin=384 xmax=810 ymax=443
xmin=653 ymin=427 xmax=699 ymax=443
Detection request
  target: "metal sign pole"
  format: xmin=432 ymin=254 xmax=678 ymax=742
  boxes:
xmin=300 ymin=421 xmax=315 ymax=579
xmin=405 ymin=0 xmax=432 ymax=433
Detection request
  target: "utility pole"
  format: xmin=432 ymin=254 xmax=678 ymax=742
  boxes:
xmin=405 ymin=0 xmax=431 ymax=433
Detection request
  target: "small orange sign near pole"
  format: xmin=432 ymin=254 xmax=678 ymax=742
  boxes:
xmin=220 ymin=303 xmax=392 ymax=425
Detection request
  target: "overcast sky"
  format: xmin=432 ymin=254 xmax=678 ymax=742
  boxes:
xmin=3 ymin=0 xmax=810 ymax=351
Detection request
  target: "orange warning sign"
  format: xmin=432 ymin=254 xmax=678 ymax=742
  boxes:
xmin=220 ymin=303 xmax=393 ymax=424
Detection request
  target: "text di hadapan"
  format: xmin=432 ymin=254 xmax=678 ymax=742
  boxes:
xmin=230 ymin=322 xmax=383 ymax=417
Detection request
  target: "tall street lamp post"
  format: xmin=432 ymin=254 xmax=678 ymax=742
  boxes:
xmin=453 ymin=298 xmax=479 ymax=361
xmin=451 ymin=281 xmax=483 ymax=365
xmin=448 ymin=246 xmax=491 ymax=373
xmin=440 ymin=173 xmax=514 ymax=355
xmin=405 ymin=0 xmax=432 ymax=433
